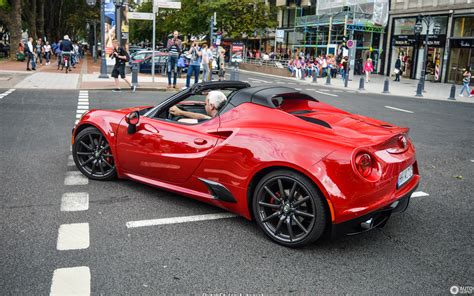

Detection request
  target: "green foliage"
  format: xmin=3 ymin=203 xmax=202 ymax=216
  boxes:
xmin=129 ymin=0 xmax=277 ymax=43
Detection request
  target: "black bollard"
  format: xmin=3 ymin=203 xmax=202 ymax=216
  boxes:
xmin=448 ymin=84 xmax=456 ymax=100
xmin=235 ymin=62 xmax=240 ymax=81
xmin=131 ymin=62 xmax=138 ymax=87
xmin=312 ymin=73 xmax=317 ymax=83
xmin=382 ymin=78 xmax=390 ymax=94
xmin=415 ymin=82 xmax=423 ymax=97
xmin=358 ymin=77 xmax=365 ymax=90
xmin=325 ymin=73 xmax=331 ymax=85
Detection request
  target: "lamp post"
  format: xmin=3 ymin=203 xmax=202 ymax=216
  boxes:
xmin=86 ymin=0 xmax=98 ymax=63
xmin=415 ymin=14 xmax=440 ymax=91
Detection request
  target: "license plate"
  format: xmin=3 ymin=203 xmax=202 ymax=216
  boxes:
xmin=397 ymin=165 xmax=413 ymax=188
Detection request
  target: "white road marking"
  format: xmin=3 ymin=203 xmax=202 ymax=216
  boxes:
xmin=295 ymin=88 xmax=302 ymax=90
xmin=78 ymin=98 xmax=89 ymax=101
xmin=248 ymin=77 xmax=270 ymax=83
xmin=411 ymin=191 xmax=430 ymax=198
xmin=77 ymin=106 xmax=89 ymax=110
xmin=77 ymin=102 xmax=89 ymax=105
xmin=314 ymin=90 xmax=338 ymax=97
xmin=57 ymin=223 xmax=90 ymax=250
xmin=50 ymin=266 xmax=90 ymax=296
xmin=0 ymin=88 xmax=15 ymax=100
xmin=75 ymin=120 xmax=79 ymax=125
xmin=305 ymin=88 xmax=314 ymax=91
xmin=64 ymin=171 xmax=89 ymax=185
xmin=470 ymin=160 xmax=474 ymax=163
xmin=76 ymin=113 xmax=84 ymax=119
xmin=384 ymin=106 xmax=414 ymax=113
xmin=61 ymin=192 xmax=89 ymax=212
xmin=126 ymin=212 xmax=238 ymax=228
xmin=67 ymin=155 xmax=75 ymax=166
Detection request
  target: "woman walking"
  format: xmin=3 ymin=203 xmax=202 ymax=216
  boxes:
xmin=394 ymin=56 xmax=401 ymax=82
xmin=459 ymin=66 xmax=472 ymax=97
xmin=364 ymin=58 xmax=374 ymax=82
xmin=201 ymin=44 xmax=210 ymax=82
xmin=44 ymin=41 xmax=51 ymax=65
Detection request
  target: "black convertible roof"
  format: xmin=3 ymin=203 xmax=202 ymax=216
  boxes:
xmin=228 ymin=85 xmax=319 ymax=109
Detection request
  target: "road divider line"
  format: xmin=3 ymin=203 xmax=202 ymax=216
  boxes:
xmin=248 ymin=77 xmax=270 ymax=83
xmin=314 ymin=90 xmax=338 ymax=97
xmin=411 ymin=191 xmax=430 ymax=198
xmin=384 ymin=106 xmax=414 ymax=113
xmin=126 ymin=212 xmax=238 ymax=228
xmin=0 ymin=88 xmax=15 ymax=100
xmin=64 ymin=171 xmax=89 ymax=185
xmin=61 ymin=192 xmax=89 ymax=212
xmin=50 ymin=266 xmax=90 ymax=296
xmin=56 ymin=223 xmax=90 ymax=250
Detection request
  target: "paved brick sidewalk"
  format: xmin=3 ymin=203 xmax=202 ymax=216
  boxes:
xmin=239 ymin=68 xmax=474 ymax=104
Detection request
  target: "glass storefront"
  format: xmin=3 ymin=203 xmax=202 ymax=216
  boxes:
xmin=447 ymin=16 xmax=474 ymax=84
xmin=390 ymin=15 xmax=448 ymax=82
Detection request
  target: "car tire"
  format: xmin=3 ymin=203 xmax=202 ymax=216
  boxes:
xmin=73 ymin=126 xmax=116 ymax=181
xmin=252 ymin=169 xmax=327 ymax=247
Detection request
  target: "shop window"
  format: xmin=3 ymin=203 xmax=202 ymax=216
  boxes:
xmin=453 ymin=17 xmax=474 ymax=38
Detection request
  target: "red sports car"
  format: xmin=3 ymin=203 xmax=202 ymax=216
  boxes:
xmin=72 ymin=81 xmax=419 ymax=247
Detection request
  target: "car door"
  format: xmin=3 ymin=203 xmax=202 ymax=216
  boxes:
xmin=115 ymin=115 xmax=221 ymax=184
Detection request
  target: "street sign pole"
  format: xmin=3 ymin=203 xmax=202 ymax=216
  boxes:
xmin=152 ymin=5 xmax=157 ymax=83
xmin=99 ymin=0 xmax=109 ymax=78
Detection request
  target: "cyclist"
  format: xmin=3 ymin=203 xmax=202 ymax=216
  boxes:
xmin=60 ymin=35 xmax=74 ymax=71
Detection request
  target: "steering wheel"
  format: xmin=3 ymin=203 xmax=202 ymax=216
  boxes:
xmin=167 ymin=108 xmax=183 ymax=121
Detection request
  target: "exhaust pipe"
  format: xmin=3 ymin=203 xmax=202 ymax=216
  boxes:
xmin=361 ymin=218 xmax=374 ymax=230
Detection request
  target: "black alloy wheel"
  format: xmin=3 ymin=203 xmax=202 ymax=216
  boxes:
xmin=73 ymin=127 xmax=116 ymax=181
xmin=252 ymin=170 xmax=327 ymax=247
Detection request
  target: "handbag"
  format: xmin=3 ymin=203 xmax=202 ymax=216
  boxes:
xmin=394 ymin=69 xmax=400 ymax=74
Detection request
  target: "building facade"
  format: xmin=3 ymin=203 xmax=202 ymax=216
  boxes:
xmin=385 ymin=0 xmax=474 ymax=84
xmin=276 ymin=0 xmax=389 ymax=74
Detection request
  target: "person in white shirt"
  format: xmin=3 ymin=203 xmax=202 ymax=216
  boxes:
xmin=44 ymin=41 xmax=51 ymax=65
xmin=201 ymin=44 xmax=210 ymax=82
xmin=26 ymin=37 xmax=36 ymax=71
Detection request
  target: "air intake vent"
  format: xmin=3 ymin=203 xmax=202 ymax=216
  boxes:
xmin=297 ymin=116 xmax=332 ymax=129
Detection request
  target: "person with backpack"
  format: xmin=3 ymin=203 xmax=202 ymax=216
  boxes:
xmin=459 ymin=66 xmax=472 ymax=97
xmin=167 ymin=30 xmax=182 ymax=89
xmin=110 ymin=39 xmax=135 ymax=92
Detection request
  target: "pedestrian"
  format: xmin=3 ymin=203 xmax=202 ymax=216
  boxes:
xmin=295 ymin=57 xmax=302 ymax=79
xmin=35 ymin=38 xmax=43 ymax=66
xmin=341 ymin=56 xmax=348 ymax=81
xmin=208 ymin=45 xmax=215 ymax=81
xmin=201 ymin=43 xmax=210 ymax=82
xmin=110 ymin=39 xmax=135 ymax=92
xmin=394 ymin=56 xmax=402 ymax=82
xmin=185 ymin=38 xmax=202 ymax=89
xmin=321 ymin=55 xmax=328 ymax=77
xmin=218 ymin=47 xmax=225 ymax=81
xmin=44 ymin=41 xmax=51 ymax=65
xmin=364 ymin=58 xmax=374 ymax=82
xmin=25 ymin=37 xmax=36 ymax=71
xmin=166 ymin=30 xmax=182 ymax=89
xmin=459 ymin=66 xmax=472 ymax=97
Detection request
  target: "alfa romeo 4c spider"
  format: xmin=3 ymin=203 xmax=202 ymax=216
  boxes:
xmin=72 ymin=81 xmax=419 ymax=247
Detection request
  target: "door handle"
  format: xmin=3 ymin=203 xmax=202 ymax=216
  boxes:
xmin=194 ymin=138 xmax=207 ymax=145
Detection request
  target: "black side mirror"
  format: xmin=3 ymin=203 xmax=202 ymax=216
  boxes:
xmin=125 ymin=111 xmax=139 ymax=134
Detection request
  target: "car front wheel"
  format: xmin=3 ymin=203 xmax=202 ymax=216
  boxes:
xmin=252 ymin=170 xmax=327 ymax=247
xmin=73 ymin=127 xmax=116 ymax=181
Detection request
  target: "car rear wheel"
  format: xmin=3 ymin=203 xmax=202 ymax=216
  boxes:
xmin=252 ymin=170 xmax=327 ymax=247
xmin=73 ymin=127 xmax=116 ymax=181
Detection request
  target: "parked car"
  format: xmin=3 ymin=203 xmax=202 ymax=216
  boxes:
xmin=72 ymin=81 xmax=420 ymax=247
xmin=130 ymin=50 xmax=166 ymax=64
xmin=138 ymin=55 xmax=168 ymax=74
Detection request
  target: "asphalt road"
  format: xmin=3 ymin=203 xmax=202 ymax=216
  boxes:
xmin=0 ymin=73 xmax=473 ymax=295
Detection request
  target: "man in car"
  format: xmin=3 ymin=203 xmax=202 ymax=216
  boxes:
xmin=169 ymin=90 xmax=227 ymax=120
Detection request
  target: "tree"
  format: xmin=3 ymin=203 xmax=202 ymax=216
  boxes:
xmin=0 ymin=0 xmax=22 ymax=60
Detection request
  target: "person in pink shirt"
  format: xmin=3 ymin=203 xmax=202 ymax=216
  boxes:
xmin=364 ymin=58 xmax=374 ymax=82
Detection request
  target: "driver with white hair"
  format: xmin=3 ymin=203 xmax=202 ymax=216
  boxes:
xmin=169 ymin=90 xmax=227 ymax=120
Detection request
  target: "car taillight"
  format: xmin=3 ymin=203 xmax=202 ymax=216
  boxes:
xmin=356 ymin=153 xmax=372 ymax=178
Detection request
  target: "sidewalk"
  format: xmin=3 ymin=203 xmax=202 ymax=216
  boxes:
xmin=239 ymin=68 xmax=474 ymax=104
